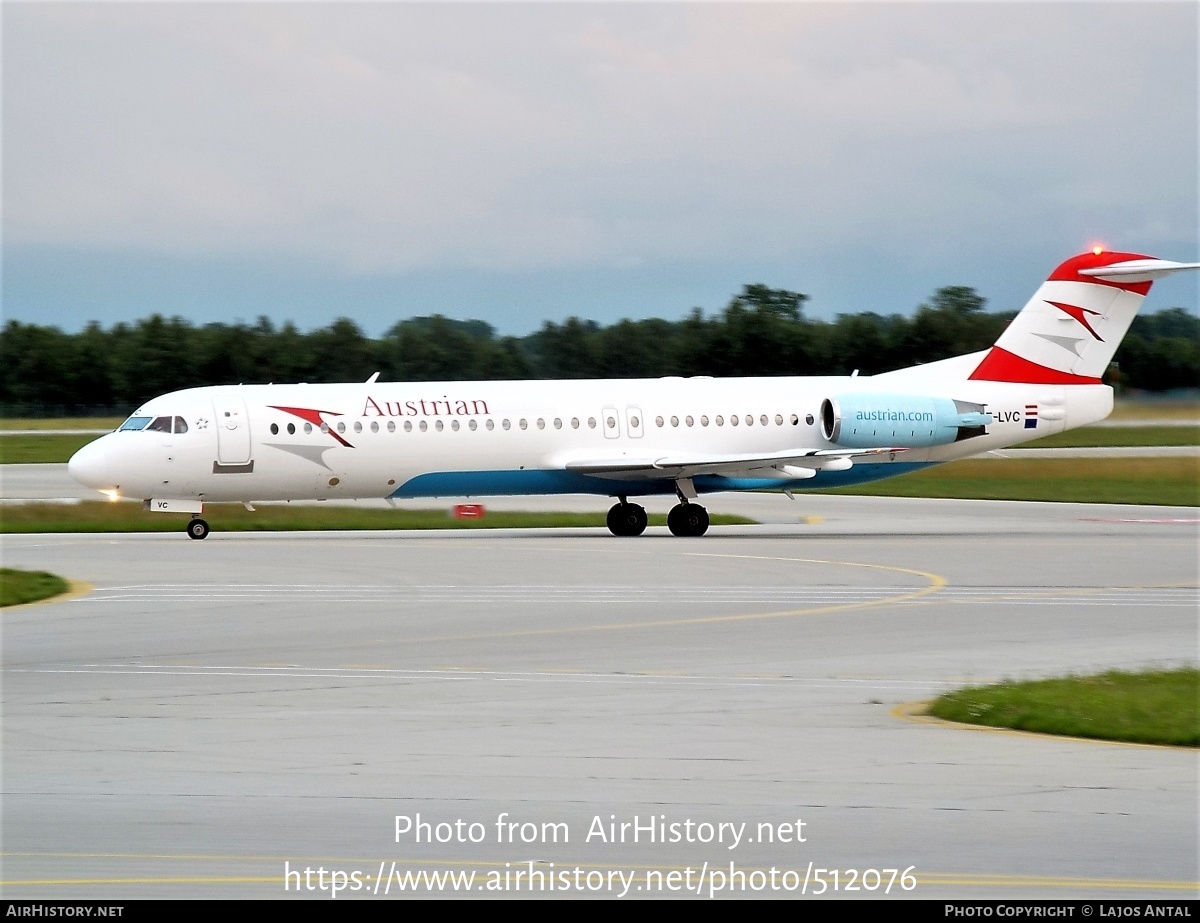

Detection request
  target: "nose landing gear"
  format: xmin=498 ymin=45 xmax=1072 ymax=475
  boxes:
xmin=186 ymin=517 xmax=210 ymax=540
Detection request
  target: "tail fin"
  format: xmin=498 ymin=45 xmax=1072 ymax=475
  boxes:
xmin=969 ymin=250 xmax=1200 ymax=384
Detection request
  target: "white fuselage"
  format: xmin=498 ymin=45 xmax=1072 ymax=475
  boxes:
xmin=67 ymin=369 xmax=1114 ymax=504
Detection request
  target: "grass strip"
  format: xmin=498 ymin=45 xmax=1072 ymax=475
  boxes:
xmin=926 ymin=669 xmax=1199 ymax=747
xmin=0 ymin=502 xmax=754 ymax=534
xmin=0 ymin=418 xmax=122 ymax=431
xmin=826 ymin=457 xmax=1199 ymax=506
xmin=0 ymin=434 xmax=99 ymax=464
xmin=1108 ymin=401 xmax=1200 ymax=421
xmin=1023 ymin=425 xmax=1198 ymax=448
xmin=0 ymin=568 xmax=70 ymax=607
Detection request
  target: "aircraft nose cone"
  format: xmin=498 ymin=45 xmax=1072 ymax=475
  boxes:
xmin=67 ymin=440 xmax=114 ymax=491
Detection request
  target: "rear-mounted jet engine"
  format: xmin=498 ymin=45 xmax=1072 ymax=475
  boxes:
xmin=820 ymin=394 xmax=992 ymax=448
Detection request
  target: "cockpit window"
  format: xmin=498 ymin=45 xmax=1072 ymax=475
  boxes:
xmin=173 ymin=417 xmax=189 ymax=434
xmin=147 ymin=416 xmax=173 ymax=433
xmin=119 ymin=416 xmax=153 ymax=432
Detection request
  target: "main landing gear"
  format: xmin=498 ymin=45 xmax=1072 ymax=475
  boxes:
xmin=606 ymin=500 xmax=647 ymax=537
xmin=605 ymin=496 xmax=710 ymax=537
xmin=186 ymin=517 xmax=210 ymax=540
xmin=667 ymin=501 xmax=709 ymax=537
xmin=667 ymin=477 xmax=709 ymax=537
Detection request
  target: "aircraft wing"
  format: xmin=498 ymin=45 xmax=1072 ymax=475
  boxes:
xmin=561 ymin=446 xmax=905 ymax=480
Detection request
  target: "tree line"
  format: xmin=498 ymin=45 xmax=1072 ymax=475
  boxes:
xmin=2 ymin=285 xmax=1196 ymax=416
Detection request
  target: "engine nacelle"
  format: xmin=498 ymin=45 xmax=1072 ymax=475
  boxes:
xmin=820 ymin=393 xmax=992 ymax=448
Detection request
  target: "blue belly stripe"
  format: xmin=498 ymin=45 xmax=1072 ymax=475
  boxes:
xmin=391 ymin=462 xmax=934 ymax=499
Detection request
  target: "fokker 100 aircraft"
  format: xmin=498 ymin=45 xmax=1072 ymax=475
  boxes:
xmin=68 ymin=249 xmax=1199 ymax=539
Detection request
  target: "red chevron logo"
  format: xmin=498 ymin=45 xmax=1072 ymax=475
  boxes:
xmin=1046 ymin=301 xmax=1104 ymax=341
xmin=268 ymin=405 xmax=354 ymax=448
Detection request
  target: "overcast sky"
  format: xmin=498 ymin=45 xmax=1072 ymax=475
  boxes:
xmin=3 ymin=2 xmax=1197 ymax=337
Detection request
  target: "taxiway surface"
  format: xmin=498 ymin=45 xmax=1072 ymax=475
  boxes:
xmin=2 ymin=497 xmax=1197 ymax=900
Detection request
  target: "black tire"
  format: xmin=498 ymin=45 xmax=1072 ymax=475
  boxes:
xmin=607 ymin=503 xmax=647 ymax=537
xmin=186 ymin=518 xmax=210 ymax=540
xmin=667 ymin=503 xmax=709 ymax=537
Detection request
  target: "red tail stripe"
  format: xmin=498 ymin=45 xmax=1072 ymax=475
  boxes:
xmin=1047 ymin=251 xmax=1155 ymax=295
xmin=969 ymin=347 xmax=1103 ymax=385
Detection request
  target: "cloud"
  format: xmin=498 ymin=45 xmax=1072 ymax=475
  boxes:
xmin=4 ymin=2 xmax=1196 ymax=286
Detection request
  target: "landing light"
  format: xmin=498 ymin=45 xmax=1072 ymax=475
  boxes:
xmin=1092 ymin=245 xmax=1104 ymax=256
xmin=102 ymin=489 xmax=121 ymax=503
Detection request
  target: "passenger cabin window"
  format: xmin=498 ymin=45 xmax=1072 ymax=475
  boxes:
xmin=119 ymin=416 xmax=153 ymax=432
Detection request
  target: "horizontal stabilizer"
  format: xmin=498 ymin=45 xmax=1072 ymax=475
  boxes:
xmin=1079 ymin=259 xmax=1200 ymax=282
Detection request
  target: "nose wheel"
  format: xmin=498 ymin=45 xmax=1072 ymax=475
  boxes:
xmin=667 ymin=502 xmax=709 ymax=537
xmin=186 ymin=517 xmax=211 ymax=540
xmin=606 ymin=501 xmax=648 ymax=537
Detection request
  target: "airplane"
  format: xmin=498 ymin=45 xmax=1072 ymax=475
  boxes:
xmin=67 ymin=248 xmax=1199 ymax=540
